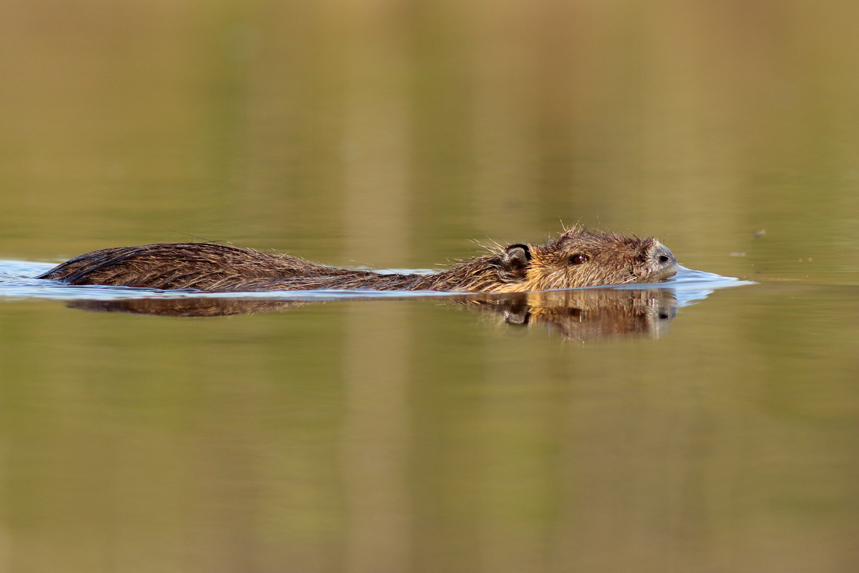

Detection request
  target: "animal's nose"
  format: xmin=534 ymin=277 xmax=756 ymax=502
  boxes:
xmin=652 ymin=243 xmax=677 ymax=267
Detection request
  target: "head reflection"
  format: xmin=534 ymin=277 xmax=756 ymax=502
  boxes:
xmin=460 ymin=289 xmax=676 ymax=341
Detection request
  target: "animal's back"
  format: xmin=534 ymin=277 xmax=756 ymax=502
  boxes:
xmin=37 ymin=243 xmax=349 ymax=291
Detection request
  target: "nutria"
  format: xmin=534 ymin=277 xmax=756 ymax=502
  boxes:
xmin=37 ymin=227 xmax=678 ymax=292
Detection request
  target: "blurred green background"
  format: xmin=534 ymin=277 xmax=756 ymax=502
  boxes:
xmin=2 ymin=1 xmax=859 ymax=571
xmin=3 ymin=0 xmax=858 ymax=277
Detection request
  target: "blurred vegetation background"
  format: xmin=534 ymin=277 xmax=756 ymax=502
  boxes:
xmin=2 ymin=0 xmax=859 ymax=279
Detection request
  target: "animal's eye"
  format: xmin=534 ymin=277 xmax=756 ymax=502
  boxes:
xmin=570 ymin=254 xmax=589 ymax=265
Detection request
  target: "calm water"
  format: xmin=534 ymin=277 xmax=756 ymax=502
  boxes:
xmin=2 ymin=0 xmax=859 ymax=571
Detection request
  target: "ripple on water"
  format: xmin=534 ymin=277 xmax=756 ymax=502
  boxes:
xmin=0 ymin=260 xmax=750 ymax=307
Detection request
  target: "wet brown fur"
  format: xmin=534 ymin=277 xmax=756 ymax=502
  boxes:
xmin=38 ymin=227 xmax=678 ymax=293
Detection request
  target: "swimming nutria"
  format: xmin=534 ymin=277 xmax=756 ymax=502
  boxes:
xmin=38 ymin=227 xmax=678 ymax=292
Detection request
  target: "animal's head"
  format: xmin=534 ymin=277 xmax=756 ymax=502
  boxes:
xmin=497 ymin=227 xmax=678 ymax=291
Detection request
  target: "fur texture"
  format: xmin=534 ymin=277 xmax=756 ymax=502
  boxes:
xmin=38 ymin=227 xmax=678 ymax=292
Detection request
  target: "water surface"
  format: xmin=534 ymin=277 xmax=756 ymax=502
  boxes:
xmin=2 ymin=0 xmax=859 ymax=571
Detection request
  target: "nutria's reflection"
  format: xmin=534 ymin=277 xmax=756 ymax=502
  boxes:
xmin=68 ymin=288 xmax=677 ymax=341
xmin=68 ymin=298 xmax=306 ymax=317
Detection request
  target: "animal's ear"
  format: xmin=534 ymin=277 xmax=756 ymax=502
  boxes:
xmin=499 ymin=243 xmax=531 ymax=282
